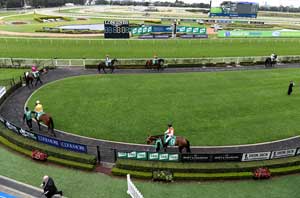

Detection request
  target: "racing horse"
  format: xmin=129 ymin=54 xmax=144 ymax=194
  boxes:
xmin=24 ymin=70 xmax=44 ymax=88
xmin=97 ymin=58 xmax=118 ymax=74
xmin=36 ymin=113 xmax=55 ymax=137
xmin=146 ymin=135 xmax=191 ymax=153
xmin=145 ymin=59 xmax=165 ymax=71
xmin=265 ymin=56 xmax=277 ymax=68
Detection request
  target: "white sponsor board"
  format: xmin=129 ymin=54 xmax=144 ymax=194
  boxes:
xmin=242 ymin=152 xmax=271 ymax=162
xmin=0 ymin=86 xmax=6 ymax=99
xmin=271 ymin=149 xmax=297 ymax=159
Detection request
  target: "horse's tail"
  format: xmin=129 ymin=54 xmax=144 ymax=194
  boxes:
xmin=186 ymin=139 xmax=191 ymax=153
xmin=49 ymin=117 xmax=54 ymax=131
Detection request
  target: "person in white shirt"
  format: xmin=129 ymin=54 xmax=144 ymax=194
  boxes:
xmin=164 ymin=123 xmax=174 ymax=146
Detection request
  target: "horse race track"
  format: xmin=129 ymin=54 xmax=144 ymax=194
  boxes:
xmin=27 ymin=68 xmax=300 ymax=146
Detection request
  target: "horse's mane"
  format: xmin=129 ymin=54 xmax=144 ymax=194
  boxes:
xmin=150 ymin=135 xmax=164 ymax=139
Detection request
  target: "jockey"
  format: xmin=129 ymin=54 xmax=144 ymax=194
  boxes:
xmin=105 ymin=55 xmax=111 ymax=67
xmin=164 ymin=123 xmax=174 ymax=146
xmin=34 ymin=100 xmax=44 ymax=120
xmin=152 ymin=55 xmax=158 ymax=65
xmin=271 ymin=53 xmax=277 ymax=62
xmin=31 ymin=65 xmax=37 ymax=72
xmin=32 ymin=65 xmax=39 ymax=78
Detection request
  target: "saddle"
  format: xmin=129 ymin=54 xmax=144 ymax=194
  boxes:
xmin=164 ymin=134 xmax=176 ymax=146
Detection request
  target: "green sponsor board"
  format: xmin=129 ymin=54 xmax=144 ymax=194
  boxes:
xmin=159 ymin=153 xmax=169 ymax=161
xmin=148 ymin=152 xmax=159 ymax=160
xmin=132 ymin=26 xmax=206 ymax=35
xmin=219 ymin=30 xmax=300 ymax=38
xmin=131 ymin=26 xmax=152 ymax=35
xmin=168 ymin=154 xmax=179 ymax=161
xmin=118 ymin=151 xmax=179 ymax=162
xmin=177 ymin=26 xmax=206 ymax=34
xmin=127 ymin=151 xmax=137 ymax=159
xmin=136 ymin=152 xmax=147 ymax=160
xmin=117 ymin=152 xmax=127 ymax=158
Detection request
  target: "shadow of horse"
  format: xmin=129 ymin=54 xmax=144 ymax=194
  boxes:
xmin=265 ymin=57 xmax=277 ymax=68
xmin=145 ymin=59 xmax=165 ymax=72
xmin=97 ymin=58 xmax=118 ymax=74
xmin=36 ymin=113 xmax=55 ymax=137
xmin=146 ymin=134 xmax=191 ymax=153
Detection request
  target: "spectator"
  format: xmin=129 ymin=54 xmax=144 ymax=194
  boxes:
xmin=40 ymin=175 xmax=63 ymax=198
xmin=287 ymin=80 xmax=295 ymax=95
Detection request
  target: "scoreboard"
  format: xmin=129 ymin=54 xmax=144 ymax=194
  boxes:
xmin=104 ymin=20 xmax=130 ymax=39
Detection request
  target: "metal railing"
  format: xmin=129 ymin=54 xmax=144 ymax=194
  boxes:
xmin=1 ymin=55 xmax=300 ymax=68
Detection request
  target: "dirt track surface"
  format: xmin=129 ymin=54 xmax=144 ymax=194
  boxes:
xmin=1 ymin=65 xmax=300 ymax=163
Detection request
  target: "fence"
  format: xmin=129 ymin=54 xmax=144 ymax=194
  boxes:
xmin=1 ymin=55 xmax=300 ymax=68
xmin=127 ymin=174 xmax=144 ymax=198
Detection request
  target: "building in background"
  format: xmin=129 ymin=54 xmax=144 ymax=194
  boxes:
xmin=209 ymin=1 xmax=259 ymax=18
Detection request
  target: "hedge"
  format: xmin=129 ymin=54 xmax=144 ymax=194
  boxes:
xmin=111 ymin=167 xmax=253 ymax=180
xmin=111 ymin=167 xmax=152 ymax=179
xmin=115 ymin=157 xmax=300 ymax=173
xmin=113 ymin=160 xmax=300 ymax=180
xmin=0 ymin=125 xmax=96 ymax=165
xmin=0 ymin=136 xmax=95 ymax=170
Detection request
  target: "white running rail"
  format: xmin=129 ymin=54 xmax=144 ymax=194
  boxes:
xmin=127 ymin=174 xmax=144 ymax=198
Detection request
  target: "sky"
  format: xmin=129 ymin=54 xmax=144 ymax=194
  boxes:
xmin=168 ymin=0 xmax=300 ymax=7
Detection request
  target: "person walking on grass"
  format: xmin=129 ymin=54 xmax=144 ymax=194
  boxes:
xmin=288 ymin=80 xmax=295 ymax=95
xmin=40 ymin=175 xmax=63 ymax=198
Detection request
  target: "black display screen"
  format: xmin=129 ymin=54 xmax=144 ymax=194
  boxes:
xmin=104 ymin=20 xmax=130 ymax=39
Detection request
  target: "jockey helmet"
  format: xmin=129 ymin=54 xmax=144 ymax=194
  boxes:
xmin=36 ymin=100 xmax=40 ymax=104
xmin=168 ymin=123 xmax=172 ymax=127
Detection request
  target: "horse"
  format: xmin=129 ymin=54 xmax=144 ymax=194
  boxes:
xmin=24 ymin=72 xmax=34 ymax=88
xmin=145 ymin=59 xmax=165 ymax=71
xmin=97 ymin=58 xmax=118 ymax=74
xmin=24 ymin=71 xmax=43 ymax=88
xmin=146 ymin=135 xmax=191 ymax=153
xmin=265 ymin=57 xmax=277 ymax=68
xmin=36 ymin=113 xmax=55 ymax=137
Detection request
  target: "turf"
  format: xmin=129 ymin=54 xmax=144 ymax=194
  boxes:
xmin=0 ymin=68 xmax=27 ymax=88
xmin=28 ymin=69 xmax=300 ymax=145
xmin=0 ymin=37 xmax=300 ymax=59
xmin=0 ymin=145 xmax=300 ymax=198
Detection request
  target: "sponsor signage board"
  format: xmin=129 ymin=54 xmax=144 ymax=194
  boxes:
xmin=127 ymin=151 xmax=137 ymax=159
xmin=182 ymin=154 xmax=211 ymax=162
xmin=159 ymin=153 xmax=169 ymax=161
xmin=271 ymin=149 xmax=297 ymax=159
xmin=182 ymin=153 xmax=242 ymax=162
xmin=19 ymin=128 xmax=37 ymax=141
xmin=148 ymin=152 xmax=159 ymax=160
xmin=60 ymin=140 xmax=87 ymax=153
xmin=132 ymin=25 xmax=206 ymax=35
xmin=168 ymin=154 xmax=179 ymax=161
xmin=211 ymin=153 xmax=242 ymax=162
xmin=136 ymin=152 xmax=147 ymax=160
xmin=117 ymin=152 xmax=128 ymax=158
xmin=242 ymin=152 xmax=271 ymax=162
xmin=219 ymin=30 xmax=300 ymax=38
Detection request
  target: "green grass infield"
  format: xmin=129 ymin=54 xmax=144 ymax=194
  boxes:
xmin=1 ymin=37 xmax=300 ymax=58
xmin=28 ymin=69 xmax=300 ymax=145
xmin=1 ymin=145 xmax=300 ymax=198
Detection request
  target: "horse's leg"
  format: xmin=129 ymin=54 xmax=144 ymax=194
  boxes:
xmin=178 ymin=146 xmax=183 ymax=153
xmin=156 ymin=142 xmax=160 ymax=152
